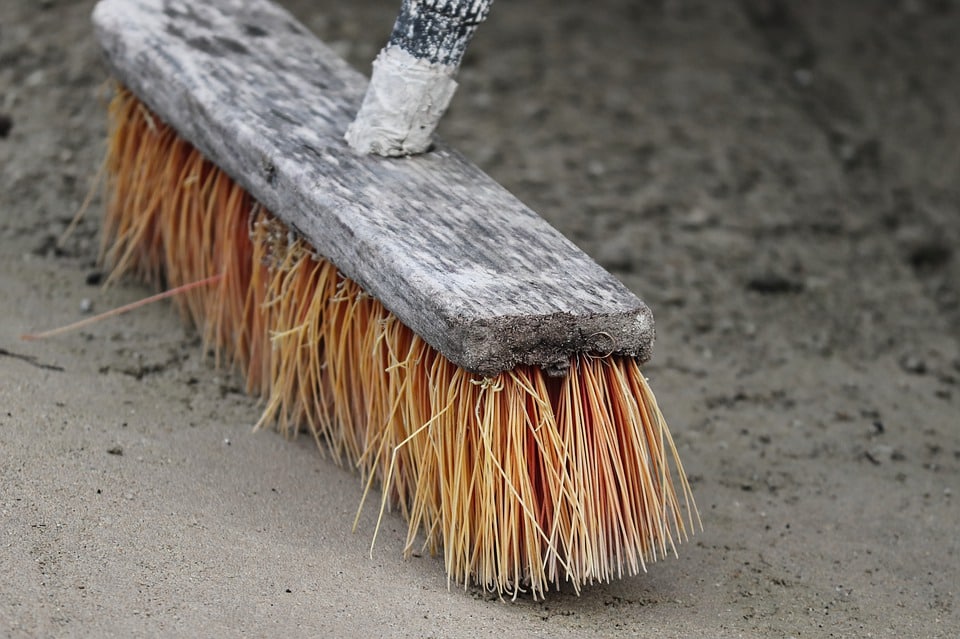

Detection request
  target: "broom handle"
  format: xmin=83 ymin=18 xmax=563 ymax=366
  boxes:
xmin=345 ymin=0 xmax=493 ymax=157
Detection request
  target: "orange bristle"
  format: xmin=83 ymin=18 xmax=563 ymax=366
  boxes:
xmin=101 ymin=86 xmax=699 ymax=599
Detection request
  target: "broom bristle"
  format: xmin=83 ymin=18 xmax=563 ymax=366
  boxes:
xmin=102 ymin=87 xmax=699 ymax=599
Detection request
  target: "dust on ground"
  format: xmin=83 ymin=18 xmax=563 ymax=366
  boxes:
xmin=1 ymin=1 xmax=958 ymax=637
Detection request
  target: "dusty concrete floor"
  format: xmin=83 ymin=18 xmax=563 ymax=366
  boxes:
xmin=1 ymin=0 xmax=958 ymax=637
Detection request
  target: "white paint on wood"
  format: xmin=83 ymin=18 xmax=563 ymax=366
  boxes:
xmin=345 ymin=47 xmax=458 ymax=157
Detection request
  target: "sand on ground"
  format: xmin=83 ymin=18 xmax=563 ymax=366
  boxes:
xmin=1 ymin=1 xmax=958 ymax=637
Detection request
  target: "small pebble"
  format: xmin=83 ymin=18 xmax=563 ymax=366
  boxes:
xmin=793 ymin=68 xmax=813 ymax=87
xmin=80 ymin=298 xmax=93 ymax=314
xmin=25 ymin=70 xmax=46 ymax=87
xmin=899 ymin=355 xmax=927 ymax=375
xmin=682 ymin=206 xmax=712 ymax=228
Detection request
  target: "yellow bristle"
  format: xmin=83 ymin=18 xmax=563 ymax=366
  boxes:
xmin=102 ymin=86 xmax=699 ymax=599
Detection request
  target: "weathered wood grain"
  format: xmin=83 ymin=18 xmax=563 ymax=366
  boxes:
xmin=91 ymin=0 xmax=656 ymax=376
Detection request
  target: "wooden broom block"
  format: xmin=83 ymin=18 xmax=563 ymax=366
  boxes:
xmin=92 ymin=0 xmax=656 ymax=377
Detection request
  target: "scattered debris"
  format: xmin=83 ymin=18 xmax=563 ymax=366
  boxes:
xmin=0 ymin=347 xmax=64 ymax=372
xmin=746 ymin=273 xmax=804 ymax=295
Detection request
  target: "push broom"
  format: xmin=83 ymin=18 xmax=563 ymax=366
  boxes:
xmin=90 ymin=0 xmax=699 ymax=598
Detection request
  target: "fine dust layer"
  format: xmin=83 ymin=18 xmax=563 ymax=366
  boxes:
xmin=1 ymin=1 xmax=958 ymax=638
